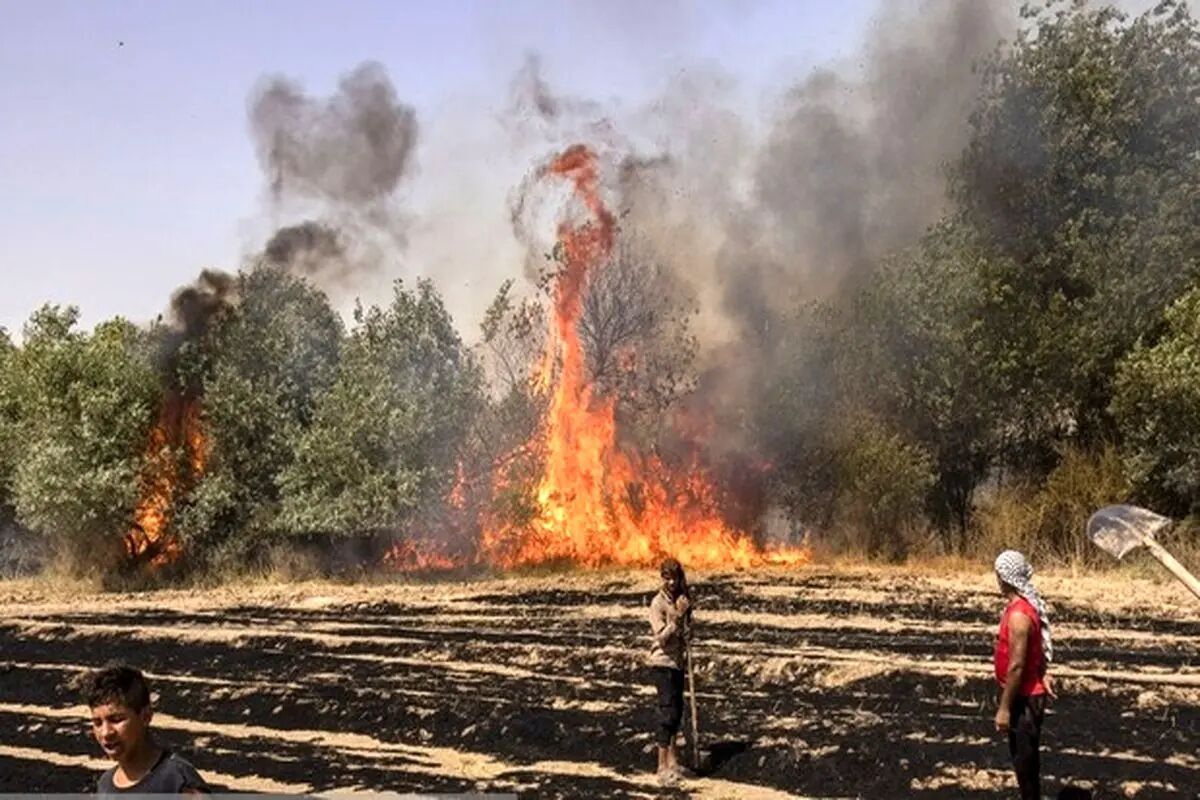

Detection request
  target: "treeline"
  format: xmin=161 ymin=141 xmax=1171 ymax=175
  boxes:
xmin=1 ymin=2 xmax=1199 ymax=576
xmin=0 ymin=275 xmax=488 ymax=576
xmin=751 ymin=1 xmax=1200 ymax=561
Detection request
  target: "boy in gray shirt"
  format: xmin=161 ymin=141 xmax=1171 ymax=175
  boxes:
xmin=82 ymin=664 xmax=209 ymax=796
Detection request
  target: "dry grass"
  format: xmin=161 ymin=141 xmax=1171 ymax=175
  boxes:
xmin=967 ymin=445 xmax=1133 ymax=567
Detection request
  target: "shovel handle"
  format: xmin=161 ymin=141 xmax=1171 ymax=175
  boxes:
xmin=686 ymin=642 xmax=699 ymax=769
xmin=1144 ymin=538 xmax=1200 ymax=600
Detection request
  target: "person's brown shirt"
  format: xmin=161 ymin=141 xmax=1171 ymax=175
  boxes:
xmin=648 ymin=589 xmax=687 ymax=669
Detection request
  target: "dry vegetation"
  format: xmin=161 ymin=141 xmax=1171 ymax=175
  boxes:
xmin=1 ymin=564 xmax=1197 ymax=798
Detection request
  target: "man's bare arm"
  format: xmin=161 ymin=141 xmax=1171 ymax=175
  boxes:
xmin=996 ymin=611 xmax=1031 ymax=732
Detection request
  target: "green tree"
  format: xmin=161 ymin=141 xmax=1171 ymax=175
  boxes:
xmin=175 ymin=266 xmax=343 ymax=561
xmin=832 ymin=414 xmax=935 ymax=559
xmin=846 ymin=222 xmax=1002 ymax=538
xmin=472 ymin=280 xmax=547 ymax=532
xmin=954 ymin=0 xmax=1200 ymax=464
xmin=754 ymin=306 xmax=937 ymax=557
xmin=759 ymin=232 xmax=977 ymax=553
xmin=5 ymin=307 xmax=159 ymax=566
xmin=278 ymin=279 xmax=483 ymax=540
xmin=0 ymin=327 xmax=17 ymax=524
xmin=1113 ymin=286 xmax=1200 ymax=513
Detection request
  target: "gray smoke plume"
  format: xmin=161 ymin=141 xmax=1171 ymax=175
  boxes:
xmin=691 ymin=1 xmax=1012 ymax=462
xmin=248 ymin=61 xmax=418 ymax=288
xmin=510 ymin=4 xmax=1013 ymax=355
xmin=505 ymin=53 xmax=607 ymax=144
xmin=250 ymin=61 xmax=417 ymax=207
xmin=262 ymin=221 xmax=349 ymax=280
xmin=509 ymin=53 xmax=567 ymax=123
xmin=726 ymin=1 xmax=1014 ymax=332
xmin=497 ymin=0 xmax=1014 ymax=384
xmin=498 ymin=1 xmax=1016 ymax=479
xmin=159 ymin=269 xmax=238 ymax=384
xmin=698 ymin=0 xmax=1014 ymax=467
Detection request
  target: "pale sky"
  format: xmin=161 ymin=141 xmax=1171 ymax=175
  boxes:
xmin=0 ymin=1 xmax=887 ymax=338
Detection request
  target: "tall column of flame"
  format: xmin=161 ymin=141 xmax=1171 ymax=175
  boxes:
xmin=125 ymin=394 xmax=207 ymax=567
xmin=482 ymin=145 xmax=808 ymax=570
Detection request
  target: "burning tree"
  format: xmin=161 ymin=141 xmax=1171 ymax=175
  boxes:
xmin=579 ymin=237 xmax=698 ymax=445
xmin=124 ymin=391 xmax=207 ymax=567
xmin=479 ymin=145 xmax=808 ymax=569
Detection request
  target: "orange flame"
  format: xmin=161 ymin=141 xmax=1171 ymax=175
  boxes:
xmin=125 ymin=394 xmax=207 ymax=567
xmin=383 ymin=539 xmax=460 ymax=572
xmin=481 ymin=145 xmax=808 ymax=570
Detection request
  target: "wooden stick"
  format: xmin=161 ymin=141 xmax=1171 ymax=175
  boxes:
xmin=686 ymin=639 xmax=699 ymax=770
xmin=1144 ymin=538 xmax=1200 ymax=600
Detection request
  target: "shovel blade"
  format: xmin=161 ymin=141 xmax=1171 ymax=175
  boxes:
xmin=1087 ymin=504 xmax=1171 ymax=560
xmin=691 ymin=747 xmax=713 ymax=775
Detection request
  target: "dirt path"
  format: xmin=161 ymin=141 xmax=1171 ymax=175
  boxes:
xmin=1 ymin=566 xmax=1196 ymax=798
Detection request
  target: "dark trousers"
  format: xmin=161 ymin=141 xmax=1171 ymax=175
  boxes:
xmin=1007 ymin=694 xmax=1046 ymax=800
xmin=651 ymin=666 xmax=685 ymax=747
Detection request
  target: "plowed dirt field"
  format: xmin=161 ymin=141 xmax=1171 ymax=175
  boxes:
xmin=1 ymin=567 xmax=1196 ymax=798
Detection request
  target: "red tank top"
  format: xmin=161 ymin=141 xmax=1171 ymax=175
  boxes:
xmin=994 ymin=596 xmax=1047 ymax=696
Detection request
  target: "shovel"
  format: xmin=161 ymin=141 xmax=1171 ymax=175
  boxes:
xmin=1086 ymin=504 xmax=1200 ymax=600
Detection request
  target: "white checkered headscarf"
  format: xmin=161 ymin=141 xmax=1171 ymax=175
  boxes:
xmin=994 ymin=549 xmax=1052 ymax=664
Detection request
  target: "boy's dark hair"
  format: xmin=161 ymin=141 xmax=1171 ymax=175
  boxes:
xmin=82 ymin=664 xmax=151 ymax=711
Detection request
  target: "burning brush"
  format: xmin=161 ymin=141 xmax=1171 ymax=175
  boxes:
xmin=124 ymin=271 xmax=233 ymax=569
xmin=479 ymin=144 xmax=808 ymax=571
xmin=124 ymin=391 xmax=207 ymax=567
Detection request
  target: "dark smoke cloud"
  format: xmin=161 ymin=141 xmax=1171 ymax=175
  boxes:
xmin=506 ymin=53 xmax=605 ymax=134
xmin=263 ymin=221 xmax=348 ymax=280
xmin=502 ymin=52 xmax=623 ymax=160
xmin=509 ymin=53 xmax=568 ymax=123
xmin=248 ymin=61 xmax=418 ymax=288
xmin=250 ymin=61 xmax=417 ymax=207
xmin=152 ymin=64 xmax=417 ymax=396
xmin=755 ymin=69 xmax=873 ymax=295
xmin=159 ymin=269 xmax=238 ymax=383
xmin=563 ymin=2 xmax=1014 ymax=352
xmin=502 ymin=1 xmax=1014 ymax=348
xmin=695 ymin=0 xmax=1014 ymax=461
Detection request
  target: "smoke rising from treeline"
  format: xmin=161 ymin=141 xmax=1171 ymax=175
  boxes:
xmin=157 ymin=62 xmax=420 ymax=375
xmin=248 ymin=61 xmax=418 ymax=289
xmin=490 ymin=2 xmax=1017 ymax=475
xmin=496 ymin=2 xmax=1012 ymax=336
xmin=162 ymin=1 xmax=1020 ymax=462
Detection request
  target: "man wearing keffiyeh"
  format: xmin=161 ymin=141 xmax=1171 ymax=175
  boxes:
xmin=993 ymin=550 xmax=1057 ymax=800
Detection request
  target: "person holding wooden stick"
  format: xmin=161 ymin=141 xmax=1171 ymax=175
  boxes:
xmin=648 ymin=557 xmax=692 ymax=786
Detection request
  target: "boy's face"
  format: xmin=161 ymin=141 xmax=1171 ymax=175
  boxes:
xmin=90 ymin=701 xmax=151 ymax=760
